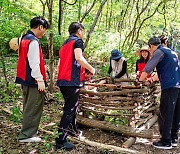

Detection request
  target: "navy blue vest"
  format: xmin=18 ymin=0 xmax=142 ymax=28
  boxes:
xmin=156 ymin=46 xmax=180 ymax=90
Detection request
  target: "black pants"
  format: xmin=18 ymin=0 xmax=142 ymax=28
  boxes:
xmin=158 ymin=87 xmax=180 ymax=144
xmin=57 ymin=86 xmax=80 ymax=143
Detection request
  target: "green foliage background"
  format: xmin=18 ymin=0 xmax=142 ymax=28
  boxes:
xmin=0 ymin=0 xmax=179 ymax=73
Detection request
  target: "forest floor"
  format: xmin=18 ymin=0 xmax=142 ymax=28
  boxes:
xmin=1 ymin=100 xmax=180 ymax=154
xmin=1 ymin=57 xmax=180 ymax=154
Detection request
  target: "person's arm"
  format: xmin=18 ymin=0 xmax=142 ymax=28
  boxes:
xmin=74 ymin=48 xmax=95 ymax=74
xmin=139 ymin=49 xmax=164 ymax=81
xmin=136 ymin=60 xmax=138 ymax=73
xmin=115 ymin=60 xmax=127 ymax=78
xmin=28 ymin=40 xmax=45 ymax=91
xmin=107 ymin=58 xmax=112 ymax=75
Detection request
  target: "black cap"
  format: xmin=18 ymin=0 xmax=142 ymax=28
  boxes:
xmin=148 ymin=36 xmax=161 ymax=46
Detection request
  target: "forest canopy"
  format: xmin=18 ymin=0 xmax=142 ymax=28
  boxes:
xmin=0 ymin=0 xmax=179 ymax=70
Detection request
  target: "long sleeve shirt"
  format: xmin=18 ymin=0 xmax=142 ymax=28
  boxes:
xmin=27 ymin=40 xmax=44 ymax=81
xmin=107 ymin=58 xmax=127 ymax=78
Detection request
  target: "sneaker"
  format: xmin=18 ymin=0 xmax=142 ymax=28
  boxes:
xmin=19 ymin=137 xmax=41 ymax=143
xmin=69 ymin=130 xmax=83 ymax=138
xmin=55 ymin=141 xmax=75 ymax=151
xmin=153 ymin=141 xmax=172 ymax=150
xmin=68 ymin=127 xmax=82 ymax=138
xmin=172 ymin=139 xmax=178 ymax=147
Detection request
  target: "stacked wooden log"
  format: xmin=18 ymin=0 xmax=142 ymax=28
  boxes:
xmin=78 ymin=77 xmax=160 ymax=138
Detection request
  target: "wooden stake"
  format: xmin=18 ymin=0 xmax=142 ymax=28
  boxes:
xmin=122 ymin=115 xmax=158 ymax=148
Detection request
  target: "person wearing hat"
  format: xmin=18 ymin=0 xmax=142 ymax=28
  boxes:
xmin=107 ymin=49 xmax=128 ymax=85
xmin=15 ymin=16 xmax=49 ymax=143
xmin=136 ymin=45 xmax=151 ymax=79
xmin=139 ymin=36 xmax=180 ymax=150
xmin=9 ymin=31 xmax=26 ymax=54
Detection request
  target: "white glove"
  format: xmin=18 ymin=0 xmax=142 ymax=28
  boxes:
xmin=90 ymin=68 xmax=96 ymax=75
xmin=37 ymin=81 xmax=45 ymax=92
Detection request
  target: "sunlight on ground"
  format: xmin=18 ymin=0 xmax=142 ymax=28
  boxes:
xmin=136 ymin=138 xmax=152 ymax=145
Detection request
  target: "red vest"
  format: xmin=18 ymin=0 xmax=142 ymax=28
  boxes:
xmin=15 ymin=32 xmax=46 ymax=87
xmin=137 ymin=61 xmax=151 ymax=79
xmin=57 ymin=36 xmax=85 ymax=87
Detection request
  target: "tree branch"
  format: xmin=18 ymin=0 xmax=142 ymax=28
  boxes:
xmin=80 ymin=0 xmax=96 ymax=23
xmin=84 ymin=0 xmax=107 ymax=48
xmin=62 ymin=0 xmax=77 ymax=5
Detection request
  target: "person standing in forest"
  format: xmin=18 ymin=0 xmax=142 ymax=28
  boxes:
xmin=139 ymin=36 xmax=180 ymax=150
xmin=55 ymin=22 xmax=95 ymax=151
xmin=15 ymin=16 xmax=49 ymax=142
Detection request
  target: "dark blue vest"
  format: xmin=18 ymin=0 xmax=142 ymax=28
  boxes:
xmin=156 ymin=46 xmax=180 ymax=90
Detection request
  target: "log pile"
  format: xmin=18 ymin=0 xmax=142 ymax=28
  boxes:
xmin=78 ymin=77 xmax=160 ymax=138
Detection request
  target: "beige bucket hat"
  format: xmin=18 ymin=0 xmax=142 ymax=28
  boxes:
xmin=136 ymin=45 xmax=149 ymax=57
xmin=9 ymin=37 xmax=21 ymax=51
xmin=9 ymin=31 xmax=26 ymax=52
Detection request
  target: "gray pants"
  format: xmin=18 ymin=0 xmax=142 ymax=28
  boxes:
xmin=18 ymin=85 xmax=44 ymax=140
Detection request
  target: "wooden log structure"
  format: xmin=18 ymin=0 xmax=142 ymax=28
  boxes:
xmin=76 ymin=115 xmax=153 ymax=139
xmin=79 ymin=77 xmax=159 ymax=138
xmin=122 ymin=115 xmax=158 ymax=148
xmin=80 ymin=88 xmax=150 ymax=96
xmin=79 ymin=106 xmax=134 ymax=117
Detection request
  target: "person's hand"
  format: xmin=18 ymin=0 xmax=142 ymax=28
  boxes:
xmin=37 ymin=81 xmax=45 ymax=92
xmin=85 ymin=73 xmax=92 ymax=81
xmin=147 ymin=77 xmax=153 ymax=83
xmin=111 ymin=76 xmax=115 ymax=83
xmin=106 ymin=73 xmax=110 ymax=77
xmin=85 ymin=69 xmax=93 ymax=81
xmin=111 ymin=76 xmax=115 ymax=80
xmin=90 ymin=68 xmax=95 ymax=75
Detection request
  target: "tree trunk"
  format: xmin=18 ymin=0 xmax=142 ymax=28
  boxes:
xmin=46 ymin=0 xmax=54 ymax=92
xmin=39 ymin=0 xmax=46 ymax=17
xmin=84 ymin=0 xmax=107 ymax=48
xmin=58 ymin=0 xmax=63 ymax=35
xmin=78 ymin=0 xmax=81 ymax=21
xmin=0 ymin=55 xmax=9 ymax=87
xmin=77 ymin=115 xmax=153 ymax=139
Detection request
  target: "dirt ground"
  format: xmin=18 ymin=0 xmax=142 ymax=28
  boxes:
xmin=1 ymin=101 xmax=180 ymax=154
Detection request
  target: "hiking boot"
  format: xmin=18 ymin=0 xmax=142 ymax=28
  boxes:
xmin=55 ymin=141 xmax=75 ymax=151
xmin=172 ymin=139 xmax=178 ymax=147
xmin=19 ymin=136 xmax=41 ymax=143
xmin=153 ymin=141 xmax=172 ymax=150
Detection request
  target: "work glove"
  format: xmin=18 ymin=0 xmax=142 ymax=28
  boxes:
xmin=37 ymin=81 xmax=45 ymax=92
